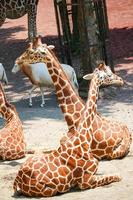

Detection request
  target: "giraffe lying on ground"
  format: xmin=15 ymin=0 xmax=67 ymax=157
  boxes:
xmin=0 ymin=0 xmax=39 ymax=40
xmin=13 ymin=63 xmax=122 ymax=197
xmin=0 ymin=82 xmax=26 ymax=160
xmin=14 ymin=37 xmax=132 ymax=160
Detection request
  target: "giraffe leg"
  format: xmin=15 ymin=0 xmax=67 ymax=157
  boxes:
xmin=40 ymin=87 xmax=45 ymax=107
xmin=42 ymin=186 xmax=57 ymax=197
xmin=78 ymin=174 xmax=121 ymax=190
xmin=27 ymin=5 xmax=37 ymax=41
xmin=78 ymin=155 xmax=121 ymax=190
xmin=106 ymin=131 xmax=132 ymax=160
xmin=13 ymin=178 xmax=23 ymax=196
xmin=107 ymin=141 xmax=131 ymax=159
xmin=28 ymin=85 xmax=37 ymax=107
xmin=0 ymin=18 xmax=6 ymax=27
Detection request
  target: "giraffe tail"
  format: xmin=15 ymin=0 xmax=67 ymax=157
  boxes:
xmin=90 ymin=174 xmax=121 ymax=189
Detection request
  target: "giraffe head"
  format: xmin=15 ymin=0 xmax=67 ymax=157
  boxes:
xmin=14 ymin=38 xmax=55 ymax=66
xmin=15 ymin=43 xmax=42 ymax=66
xmin=83 ymin=62 xmax=124 ymax=87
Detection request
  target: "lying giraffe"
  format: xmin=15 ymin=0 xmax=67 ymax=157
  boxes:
xmin=14 ymin=38 xmax=132 ymax=160
xmin=0 ymin=82 xmax=26 ymax=160
xmin=13 ymin=63 xmax=122 ymax=197
xmin=0 ymin=0 xmax=39 ymax=40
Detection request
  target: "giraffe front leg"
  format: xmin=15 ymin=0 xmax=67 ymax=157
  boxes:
xmin=107 ymin=143 xmax=130 ymax=160
xmin=0 ymin=8 xmax=6 ymax=27
xmin=106 ymin=135 xmax=131 ymax=160
xmin=78 ymin=155 xmax=121 ymax=190
xmin=0 ymin=17 xmax=6 ymax=27
xmin=27 ymin=6 xmax=37 ymax=41
xmin=79 ymin=174 xmax=121 ymax=190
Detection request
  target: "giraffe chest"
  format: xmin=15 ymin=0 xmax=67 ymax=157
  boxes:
xmin=6 ymin=8 xmax=26 ymax=19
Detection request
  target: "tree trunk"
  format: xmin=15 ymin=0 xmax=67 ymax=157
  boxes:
xmin=77 ymin=0 xmax=92 ymax=75
xmin=83 ymin=0 xmax=101 ymax=70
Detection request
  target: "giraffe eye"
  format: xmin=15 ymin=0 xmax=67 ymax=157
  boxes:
xmin=40 ymin=51 xmax=47 ymax=55
xmin=99 ymin=76 xmax=103 ymax=80
xmin=29 ymin=52 xmax=33 ymax=55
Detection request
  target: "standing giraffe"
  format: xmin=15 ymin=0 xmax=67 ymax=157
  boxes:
xmin=0 ymin=0 xmax=39 ymax=40
xmin=13 ymin=64 xmax=122 ymax=197
xmin=0 ymin=82 xmax=26 ymax=160
xmin=14 ymin=38 xmax=132 ymax=160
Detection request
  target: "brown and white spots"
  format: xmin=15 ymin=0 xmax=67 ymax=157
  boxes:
xmin=0 ymin=83 xmax=26 ymax=160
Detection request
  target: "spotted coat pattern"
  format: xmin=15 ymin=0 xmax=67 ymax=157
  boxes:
xmin=0 ymin=83 xmax=26 ymax=160
xmin=0 ymin=0 xmax=39 ymax=40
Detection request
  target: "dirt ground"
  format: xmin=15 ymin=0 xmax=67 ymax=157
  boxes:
xmin=0 ymin=0 xmax=133 ymax=200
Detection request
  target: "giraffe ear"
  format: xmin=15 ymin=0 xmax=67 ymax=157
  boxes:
xmin=48 ymin=45 xmax=55 ymax=50
xmin=83 ymin=73 xmax=94 ymax=80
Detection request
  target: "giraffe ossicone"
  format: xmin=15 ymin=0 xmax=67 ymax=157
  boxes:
xmin=14 ymin=37 xmax=132 ymax=160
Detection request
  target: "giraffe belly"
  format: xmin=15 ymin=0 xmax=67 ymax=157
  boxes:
xmin=6 ymin=9 xmax=26 ymax=19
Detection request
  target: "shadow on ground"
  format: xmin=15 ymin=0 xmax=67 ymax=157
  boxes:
xmin=0 ymin=25 xmax=132 ymax=124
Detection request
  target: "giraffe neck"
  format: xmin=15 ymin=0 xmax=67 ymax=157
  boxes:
xmin=77 ymin=76 xmax=99 ymax=139
xmin=55 ymin=77 xmax=99 ymax=163
xmin=0 ymin=84 xmax=14 ymax=121
xmin=44 ymin=56 xmax=84 ymax=129
xmin=0 ymin=105 xmax=15 ymax=121
xmin=56 ymin=128 xmax=91 ymax=166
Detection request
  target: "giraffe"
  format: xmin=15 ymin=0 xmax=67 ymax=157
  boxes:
xmin=13 ymin=64 xmax=122 ymax=197
xmin=0 ymin=0 xmax=39 ymax=40
xmin=14 ymin=37 xmax=132 ymax=160
xmin=0 ymin=82 xmax=26 ymax=160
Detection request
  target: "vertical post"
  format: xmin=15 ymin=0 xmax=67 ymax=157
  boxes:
xmin=83 ymin=0 xmax=101 ymax=70
xmin=53 ymin=0 xmax=65 ymax=62
xmin=58 ymin=0 xmax=72 ymax=65
xmin=102 ymin=0 xmax=114 ymax=72
xmin=78 ymin=0 xmax=92 ymax=74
